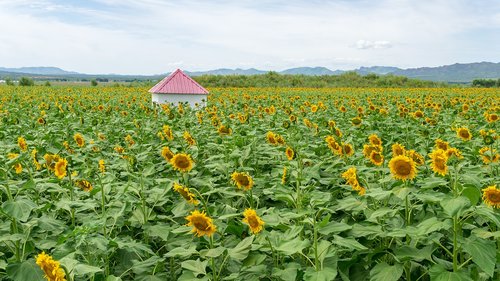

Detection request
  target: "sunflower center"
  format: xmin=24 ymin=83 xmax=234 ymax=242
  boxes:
xmin=373 ymin=153 xmax=382 ymax=162
xmin=236 ymin=175 xmax=250 ymax=186
xmin=435 ymin=158 xmax=446 ymax=169
xmin=460 ymin=130 xmax=469 ymax=138
xmin=175 ymin=157 xmax=190 ymax=168
xmin=192 ymin=217 xmax=210 ymax=231
xmin=247 ymin=215 xmax=260 ymax=228
xmin=395 ymin=160 xmax=411 ymax=175
xmin=489 ymin=192 xmax=500 ymax=203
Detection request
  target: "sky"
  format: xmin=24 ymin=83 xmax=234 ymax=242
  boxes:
xmin=0 ymin=0 xmax=499 ymax=75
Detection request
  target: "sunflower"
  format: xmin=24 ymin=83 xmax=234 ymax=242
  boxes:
xmin=392 ymin=143 xmax=406 ymax=156
xmin=311 ymin=105 xmax=318 ymax=113
xmin=482 ymin=185 xmax=500 ymax=208
xmin=342 ymin=143 xmax=354 ymax=156
xmin=7 ymin=153 xmax=19 ymax=159
xmin=161 ymin=146 xmax=174 ymax=162
xmin=125 ymin=134 xmax=135 ymax=146
xmin=266 ymin=131 xmax=277 ymax=145
xmin=170 ymin=153 xmax=194 ymax=173
xmin=231 ymin=171 xmax=254 ymax=190
xmin=218 ymin=125 xmax=232 ymax=135
xmin=445 ymin=147 xmax=463 ymax=159
xmin=173 ymin=183 xmax=199 ymax=205
xmin=242 ymin=208 xmax=265 ymax=234
xmin=114 ymin=145 xmax=124 ymax=154
xmin=435 ymin=139 xmax=449 ymax=150
xmin=36 ymin=252 xmax=67 ymax=281
xmin=285 ymin=146 xmax=295 ymax=160
xmin=37 ymin=117 xmax=46 ymax=125
xmin=487 ymin=113 xmax=498 ymax=123
xmin=456 ymin=127 xmax=472 ymax=141
xmin=13 ymin=163 xmax=22 ymax=174
xmin=54 ymin=158 xmax=68 ymax=179
xmin=368 ymin=134 xmax=382 ymax=146
xmin=98 ymin=159 xmax=106 ymax=173
xmin=479 ymin=147 xmax=499 ymax=164
xmin=73 ymin=133 xmax=85 ymax=147
xmin=341 ymin=167 xmax=365 ymax=195
xmin=162 ymin=125 xmax=174 ymax=141
xmin=185 ymin=210 xmax=216 ymax=237
xmin=413 ymin=110 xmax=424 ymax=118
xmin=17 ymin=137 xmax=27 ymax=151
xmin=406 ymin=150 xmax=425 ymax=166
xmin=429 ymin=149 xmax=448 ymax=176
xmin=389 ymin=155 xmax=416 ymax=181
xmin=183 ymin=131 xmax=196 ymax=146
xmin=351 ymin=117 xmax=362 ymax=126
xmin=363 ymin=144 xmax=381 ymax=158
xmin=369 ymin=151 xmax=384 ymax=166
xmin=281 ymin=166 xmax=287 ymax=185
xmin=75 ymin=179 xmax=93 ymax=192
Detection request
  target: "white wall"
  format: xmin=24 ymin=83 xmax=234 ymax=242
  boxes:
xmin=151 ymin=93 xmax=207 ymax=108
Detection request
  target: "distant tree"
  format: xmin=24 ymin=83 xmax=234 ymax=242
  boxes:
xmin=5 ymin=78 xmax=14 ymax=86
xmin=497 ymin=78 xmax=500 ymax=87
xmin=91 ymin=79 xmax=98 ymax=87
xmin=19 ymin=77 xmax=34 ymax=86
xmin=44 ymin=81 xmax=51 ymax=87
xmin=472 ymin=79 xmax=496 ymax=88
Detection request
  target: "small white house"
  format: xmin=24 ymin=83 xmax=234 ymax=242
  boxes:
xmin=149 ymin=69 xmax=208 ymax=108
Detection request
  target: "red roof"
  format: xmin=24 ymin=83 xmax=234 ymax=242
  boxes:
xmin=149 ymin=69 xmax=208 ymax=95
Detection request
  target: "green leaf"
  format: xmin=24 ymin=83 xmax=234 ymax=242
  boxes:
xmin=366 ymin=208 xmax=397 ymax=223
xmin=440 ymin=196 xmax=470 ymax=217
xmin=332 ymin=235 xmax=367 ymax=251
xmin=318 ymin=221 xmax=352 ymax=235
xmin=200 ymin=246 xmax=226 ymax=258
xmin=6 ymin=260 xmax=45 ymax=281
xmin=462 ymin=236 xmax=496 ymax=277
xmin=303 ymin=267 xmax=337 ymax=281
xmin=415 ymin=217 xmax=451 ymax=236
xmin=2 ymin=198 xmax=37 ymax=222
xmin=370 ymin=262 xmax=403 ymax=281
xmin=474 ymin=206 xmax=500 ymax=226
xmin=105 ymin=276 xmax=123 ymax=281
xmin=275 ymin=236 xmax=310 ymax=256
xmin=394 ymin=245 xmax=434 ymax=262
xmin=461 ymin=186 xmax=481 ymax=206
xmin=181 ymin=259 xmax=207 ymax=277
xmin=165 ymin=245 xmax=198 ymax=258
xmin=147 ymin=225 xmax=171 ymax=241
xmin=272 ymin=263 xmax=300 ymax=281
xmin=349 ymin=224 xmax=383 ymax=238
xmin=228 ymin=236 xmax=254 ymax=260
xmin=73 ymin=264 xmax=102 ymax=276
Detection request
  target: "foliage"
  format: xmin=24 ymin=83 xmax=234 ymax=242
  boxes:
xmin=192 ymin=72 xmax=447 ymax=88
xmin=472 ymin=78 xmax=499 ymax=88
xmin=0 ymin=86 xmax=498 ymax=280
xmin=91 ymin=79 xmax=98 ymax=87
xmin=18 ymin=77 xmax=34 ymax=86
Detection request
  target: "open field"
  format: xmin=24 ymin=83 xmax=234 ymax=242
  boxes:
xmin=0 ymin=86 xmax=499 ymax=281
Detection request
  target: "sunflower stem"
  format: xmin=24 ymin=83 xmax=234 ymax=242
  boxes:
xmin=209 ymin=236 xmax=218 ymax=281
xmin=98 ymin=174 xmax=107 ymax=239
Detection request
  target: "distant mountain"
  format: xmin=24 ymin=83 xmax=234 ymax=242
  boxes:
xmin=393 ymin=62 xmax=500 ymax=82
xmin=354 ymin=66 xmax=402 ymax=75
xmin=186 ymin=68 xmax=266 ymax=76
xmin=1 ymin=62 xmax=499 ymax=83
xmin=279 ymin=67 xmax=343 ymax=76
xmin=0 ymin=66 xmax=79 ymax=75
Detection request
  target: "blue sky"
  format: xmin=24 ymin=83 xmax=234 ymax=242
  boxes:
xmin=0 ymin=0 xmax=498 ymax=74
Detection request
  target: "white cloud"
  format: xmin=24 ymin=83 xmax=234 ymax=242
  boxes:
xmin=354 ymin=40 xmax=392 ymax=50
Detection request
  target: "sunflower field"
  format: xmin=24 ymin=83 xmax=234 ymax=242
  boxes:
xmin=0 ymin=86 xmax=499 ymax=281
